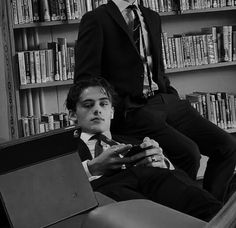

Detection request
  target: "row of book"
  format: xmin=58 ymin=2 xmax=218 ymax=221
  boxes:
xmin=11 ymin=0 xmax=236 ymax=25
xmin=17 ymin=38 xmax=75 ymax=85
xmin=179 ymin=0 xmax=236 ymax=11
xmin=186 ymin=92 xmax=236 ymax=130
xmin=161 ymin=25 xmax=236 ymax=70
xmin=12 ymin=0 xmax=107 ymax=24
xmin=21 ymin=112 xmax=75 ymax=137
xmin=142 ymin=0 xmax=177 ymax=12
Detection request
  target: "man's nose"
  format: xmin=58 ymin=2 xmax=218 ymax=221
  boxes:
xmin=93 ymin=104 xmax=102 ymax=114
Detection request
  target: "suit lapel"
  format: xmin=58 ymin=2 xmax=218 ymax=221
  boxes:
xmin=139 ymin=6 xmax=157 ymax=48
xmin=77 ymin=138 xmax=92 ymax=161
xmin=105 ymin=1 xmax=138 ymax=52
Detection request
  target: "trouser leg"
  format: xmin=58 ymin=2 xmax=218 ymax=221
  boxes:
xmin=168 ymin=100 xmax=236 ymax=201
xmin=133 ymin=167 xmax=222 ymax=222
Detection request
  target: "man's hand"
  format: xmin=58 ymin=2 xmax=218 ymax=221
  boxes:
xmin=87 ymin=144 xmax=132 ymax=176
xmin=129 ymin=137 xmax=168 ymax=168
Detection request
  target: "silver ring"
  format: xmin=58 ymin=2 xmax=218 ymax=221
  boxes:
xmin=151 ymin=156 xmax=156 ymax=162
xmin=121 ymin=164 xmax=126 ymax=169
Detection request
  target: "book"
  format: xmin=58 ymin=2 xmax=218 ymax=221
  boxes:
xmin=233 ymin=31 xmax=236 ymax=61
xmin=48 ymin=0 xmax=59 ymax=21
xmin=39 ymin=0 xmax=51 ymax=22
xmin=26 ymin=89 xmax=34 ymax=116
xmin=34 ymin=50 xmax=41 ymax=83
xmin=39 ymin=50 xmax=47 ymax=83
xmin=24 ymin=51 xmax=31 ymax=84
xmin=21 ymin=117 xmax=30 ymax=137
xmin=12 ymin=0 xmax=19 ymax=24
xmin=29 ymin=51 xmax=36 ymax=83
xmin=48 ymin=42 xmax=60 ymax=80
xmin=17 ymin=52 xmax=27 ymax=85
xmin=57 ymin=37 xmax=68 ymax=80
xmin=28 ymin=116 xmax=35 ymax=135
xmin=32 ymin=0 xmax=40 ymax=22
xmin=16 ymin=0 xmax=24 ymax=24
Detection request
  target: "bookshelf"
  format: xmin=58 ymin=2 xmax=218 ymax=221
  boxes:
xmin=2 ymin=0 xmax=236 ymax=139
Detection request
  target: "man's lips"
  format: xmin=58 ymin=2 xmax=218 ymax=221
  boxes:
xmin=91 ymin=117 xmax=104 ymax=122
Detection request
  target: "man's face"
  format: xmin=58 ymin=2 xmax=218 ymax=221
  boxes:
xmin=75 ymin=86 xmax=114 ymax=134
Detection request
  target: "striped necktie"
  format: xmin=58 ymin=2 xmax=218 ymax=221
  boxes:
xmin=127 ymin=5 xmax=154 ymax=96
xmin=127 ymin=5 xmax=141 ymax=53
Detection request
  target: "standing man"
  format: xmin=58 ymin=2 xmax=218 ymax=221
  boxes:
xmin=66 ymin=76 xmax=222 ymax=222
xmin=74 ymin=0 xmax=236 ymax=202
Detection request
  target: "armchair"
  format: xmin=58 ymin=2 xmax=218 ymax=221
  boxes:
xmin=0 ymin=127 xmax=231 ymax=228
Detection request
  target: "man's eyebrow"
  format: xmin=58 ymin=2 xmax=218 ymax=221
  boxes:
xmin=99 ymin=97 xmax=110 ymax=101
xmin=80 ymin=97 xmax=110 ymax=103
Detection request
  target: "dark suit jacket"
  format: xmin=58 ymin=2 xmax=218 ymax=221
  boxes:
xmin=74 ymin=0 xmax=178 ymax=105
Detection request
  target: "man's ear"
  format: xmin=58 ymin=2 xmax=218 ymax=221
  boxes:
xmin=110 ymin=107 xmax=114 ymax=119
xmin=69 ymin=110 xmax=77 ymax=122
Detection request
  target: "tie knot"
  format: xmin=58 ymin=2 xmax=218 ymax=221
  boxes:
xmin=127 ymin=4 xmax=137 ymax=11
xmin=90 ymin=134 xmax=117 ymax=146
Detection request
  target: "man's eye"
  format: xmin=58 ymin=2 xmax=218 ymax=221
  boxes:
xmin=83 ymin=103 xmax=93 ymax=108
xmin=100 ymin=101 xmax=109 ymax=106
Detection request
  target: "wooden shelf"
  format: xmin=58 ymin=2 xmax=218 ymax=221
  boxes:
xmin=159 ymin=11 xmax=178 ymax=16
xmin=226 ymin=128 xmax=236 ymax=134
xmin=180 ymin=6 xmax=236 ymax=15
xmin=13 ymin=19 xmax=80 ymax=29
xmin=165 ymin=61 xmax=236 ymax=74
xmin=20 ymin=80 xmax=73 ymax=90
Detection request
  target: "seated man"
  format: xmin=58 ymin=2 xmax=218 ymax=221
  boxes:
xmin=66 ymin=76 xmax=222 ymax=222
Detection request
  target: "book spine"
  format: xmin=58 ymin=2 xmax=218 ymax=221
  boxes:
xmin=48 ymin=0 xmax=58 ymax=21
xmin=32 ymin=0 xmax=40 ymax=22
xmin=21 ymin=117 xmax=30 ymax=137
xmin=24 ymin=51 xmax=31 ymax=84
xmin=233 ymin=31 xmax=236 ymax=61
xmin=12 ymin=0 xmax=19 ymax=24
xmin=27 ymin=0 xmax=34 ymax=22
xmin=39 ymin=50 xmax=47 ymax=83
xmin=18 ymin=52 xmax=27 ymax=85
xmin=34 ymin=50 xmax=42 ymax=83
xmin=65 ymin=0 xmax=72 ymax=20
xmin=29 ymin=51 xmax=36 ymax=83
xmin=39 ymin=0 xmax=51 ymax=22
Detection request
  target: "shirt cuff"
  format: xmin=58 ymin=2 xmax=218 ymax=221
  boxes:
xmin=82 ymin=160 xmax=101 ymax=181
xmin=164 ymin=157 xmax=175 ymax=170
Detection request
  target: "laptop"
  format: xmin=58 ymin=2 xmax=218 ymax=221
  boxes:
xmin=0 ymin=128 xmax=98 ymax=228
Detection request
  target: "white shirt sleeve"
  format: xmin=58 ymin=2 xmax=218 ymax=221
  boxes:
xmin=82 ymin=159 xmax=102 ymax=181
xmin=164 ymin=157 xmax=175 ymax=170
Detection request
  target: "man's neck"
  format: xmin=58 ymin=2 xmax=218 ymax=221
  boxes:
xmin=81 ymin=130 xmax=112 ymax=140
xmin=122 ymin=0 xmax=136 ymax=4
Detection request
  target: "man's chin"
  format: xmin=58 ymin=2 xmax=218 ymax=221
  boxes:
xmin=89 ymin=126 xmax=105 ymax=134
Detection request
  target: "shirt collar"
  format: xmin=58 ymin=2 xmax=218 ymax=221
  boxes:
xmin=112 ymin=0 xmax=138 ymax=12
xmin=81 ymin=131 xmax=112 ymax=143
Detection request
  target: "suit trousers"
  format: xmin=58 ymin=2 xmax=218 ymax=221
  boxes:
xmin=111 ymin=93 xmax=236 ymax=202
xmin=91 ymin=167 xmax=222 ymax=222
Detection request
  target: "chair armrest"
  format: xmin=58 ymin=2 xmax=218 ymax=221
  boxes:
xmin=94 ymin=192 xmax=116 ymax=206
xmin=206 ymin=191 xmax=236 ymax=228
xmin=82 ymin=199 xmax=206 ymax=228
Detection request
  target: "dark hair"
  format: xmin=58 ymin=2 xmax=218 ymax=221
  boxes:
xmin=66 ymin=76 xmax=116 ymax=112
